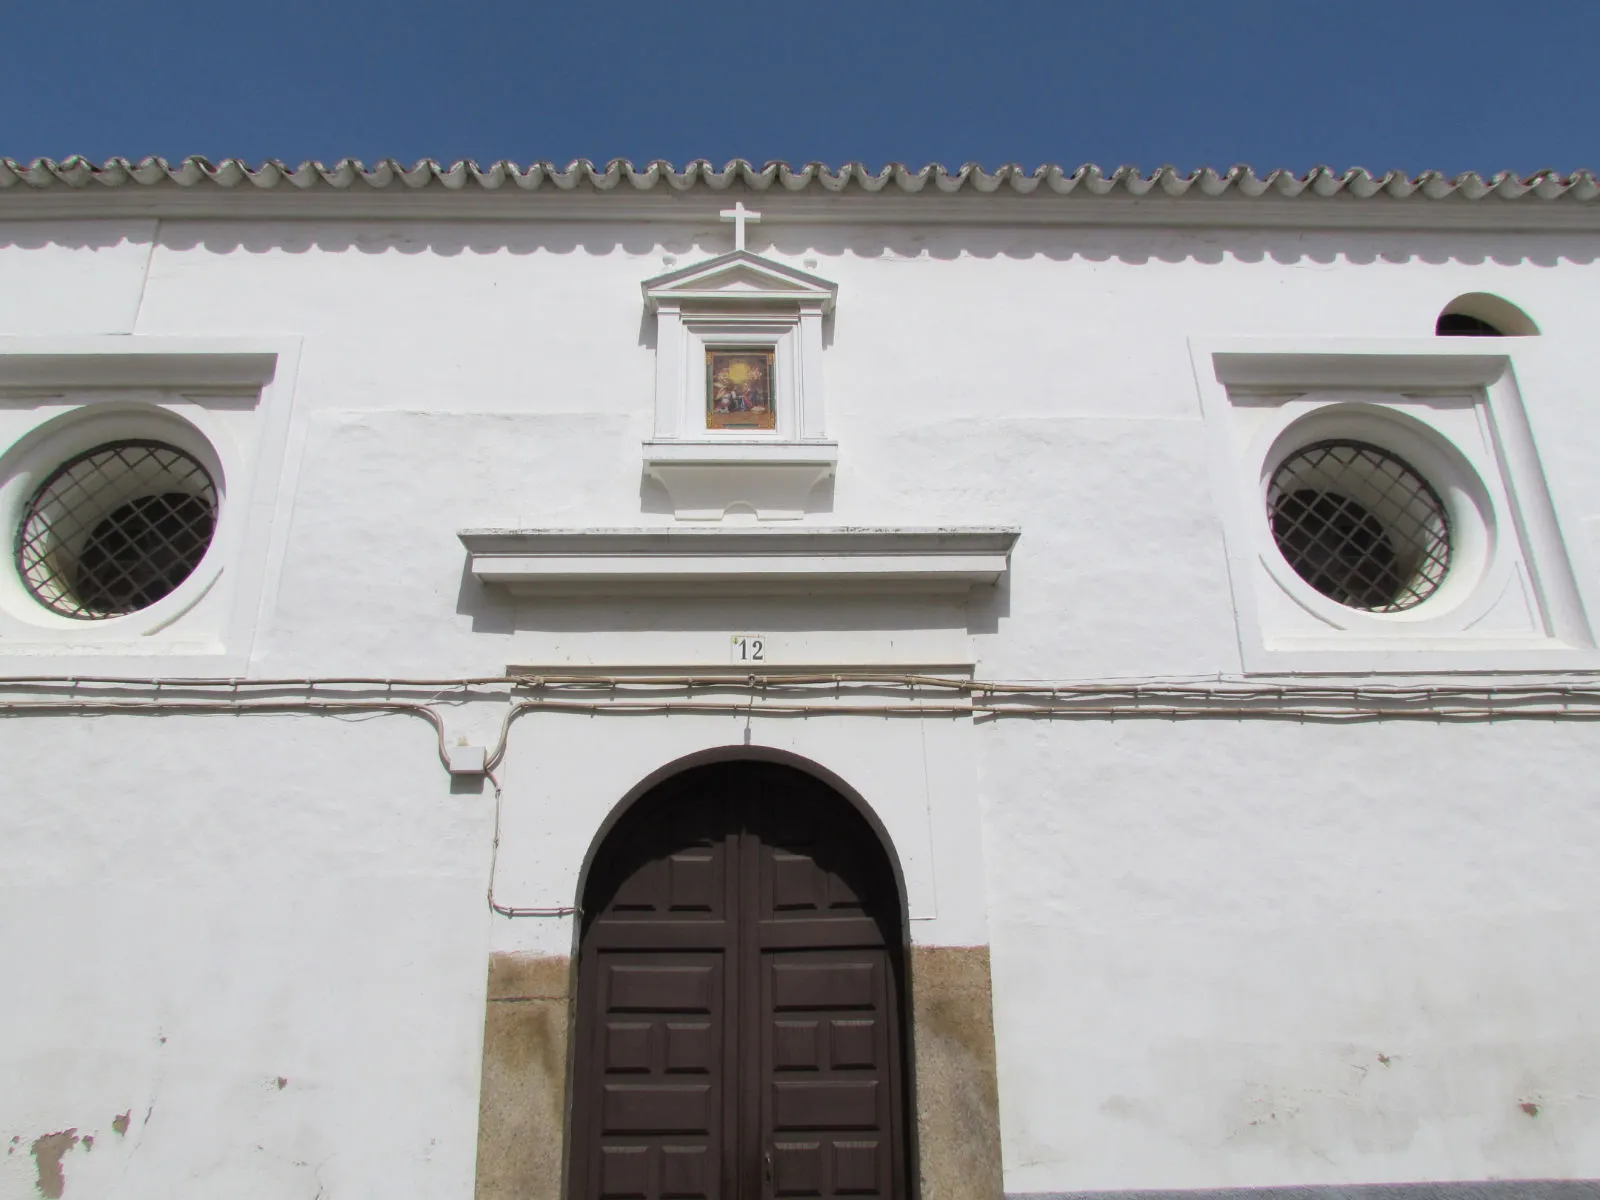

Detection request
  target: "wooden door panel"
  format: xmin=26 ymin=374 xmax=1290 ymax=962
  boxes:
xmin=608 ymin=962 xmax=718 ymax=1012
xmin=754 ymin=919 xmax=884 ymax=951
xmin=572 ymin=765 xmax=906 ymax=1200
xmin=771 ymin=1141 xmax=824 ymax=1197
xmin=768 ymin=1138 xmax=884 ymax=1200
xmin=773 ymin=1081 xmax=880 ymax=1129
xmin=771 ymin=961 xmax=877 ymax=1011
xmin=597 ymin=1143 xmax=717 ymax=1200
xmin=760 ymin=950 xmax=895 ymax=1200
xmin=601 ymin=1082 xmax=712 ymax=1134
xmin=589 ymin=950 xmax=726 ymax=1200
xmin=769 ymin=851 xmax=865 ymax=915
xmin=573 ymin=780 xmax=738 ymax=1200
xmin=590 ymin=921 xmax=736 ymax=951
xmin=595 ymin=791 xmax=734 ymax=926
xmin=757 ymin=816 xmax=876 ymax=924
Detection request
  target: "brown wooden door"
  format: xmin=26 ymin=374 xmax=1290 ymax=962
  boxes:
xmin=569 ymin=763 xmax=909 ymax=1200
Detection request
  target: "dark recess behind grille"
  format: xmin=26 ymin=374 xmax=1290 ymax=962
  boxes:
xmin=16 ymin=441 xmax=217 ymax=620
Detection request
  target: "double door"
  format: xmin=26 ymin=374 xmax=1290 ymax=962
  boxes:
xmin=569 ymin=763 xmax=908 ymax=1200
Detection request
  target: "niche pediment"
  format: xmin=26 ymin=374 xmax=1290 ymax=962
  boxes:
xmin=642 ymin=251 xmax=838 ymax=313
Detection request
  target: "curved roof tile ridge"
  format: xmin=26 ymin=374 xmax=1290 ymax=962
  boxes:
xmin=0 ymin=157 xmax=1596 ymax=201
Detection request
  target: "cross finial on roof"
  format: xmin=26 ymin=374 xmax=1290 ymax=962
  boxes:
xmin=719 ymin=201 xmax=761 ymax=252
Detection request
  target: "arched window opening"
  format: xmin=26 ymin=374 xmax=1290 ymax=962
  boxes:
xmin=1436 ymin=312 xmax=1505 ymax=337
xmin=1436 ymin=293 xmax=1539 ymax=338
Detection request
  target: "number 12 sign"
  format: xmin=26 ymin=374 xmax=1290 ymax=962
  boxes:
xmin=730 ymin=634 xmax=767 ymax=663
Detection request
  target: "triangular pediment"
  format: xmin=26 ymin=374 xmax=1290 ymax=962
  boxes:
xmin=642 ymin=251 xmax=837 ymax=312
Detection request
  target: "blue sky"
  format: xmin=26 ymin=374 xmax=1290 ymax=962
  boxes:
xmin=1 ymin=0 xmax=1594 ymax=175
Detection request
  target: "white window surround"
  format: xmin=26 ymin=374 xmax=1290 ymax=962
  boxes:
xmin=0 ymin=336 xmax=300 ymax=675
xmin=1192 ymin=337 xmax=1596 ymax=673
xmin=1 ymin=401 xmax=226 ymax=632
xmin=641 ymin=251 xmax=838 ymax=520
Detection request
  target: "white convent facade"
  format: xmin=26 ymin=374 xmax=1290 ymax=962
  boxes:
xmin=2 ymin=159 xmax=1599 ymax=1200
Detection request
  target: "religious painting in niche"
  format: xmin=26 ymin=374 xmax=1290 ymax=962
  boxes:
xmin=706 ymin=348 xmax=776 ymax=430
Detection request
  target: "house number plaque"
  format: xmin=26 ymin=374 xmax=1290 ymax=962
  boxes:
xmin=730 ymin=634 xmax=767 ymax=663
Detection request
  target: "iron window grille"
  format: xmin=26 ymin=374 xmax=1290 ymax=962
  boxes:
xmin=16 ymin=440 xmax=217 ymax=620
xmin=1267 ymin=440 xmax=1451 ymax=612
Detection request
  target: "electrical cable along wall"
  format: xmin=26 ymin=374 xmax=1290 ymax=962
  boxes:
xmin=5 ymin=671 xmax=1600 ymax=732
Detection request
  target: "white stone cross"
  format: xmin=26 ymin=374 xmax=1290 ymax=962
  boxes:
xmin=719 ymin=201 xmax=761 ymax=252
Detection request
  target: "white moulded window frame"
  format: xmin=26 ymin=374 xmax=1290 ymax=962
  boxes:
xmin=1192 ymin=337 xmax=1596 ymax=673
xmin=641 ymin=251 xmax=838 ymax=520
xmin=680 ymin=320 xmax=804 ymax=444
xmin=0 ymin=336 xmax=301 ymax=675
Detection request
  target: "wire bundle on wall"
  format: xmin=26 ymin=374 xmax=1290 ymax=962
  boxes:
xmin=7 ymin=670 xmax=1600 ymax=918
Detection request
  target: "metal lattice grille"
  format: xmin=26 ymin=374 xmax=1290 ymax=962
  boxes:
xmin=16 ymin=441 xmax=217 ymax=620
xmin=1268 ymin=440 xmax=1450 ymax=612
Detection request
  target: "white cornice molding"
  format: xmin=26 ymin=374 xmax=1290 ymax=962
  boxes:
xmin=459 ymin=526 xmax=1019 ymax=597
xmin=0 ymin=336 xmax=282 ymax=391
xmin=1204 ymin=338 xmax=1515 ymax=391
xmin=641 ymin=441 xmax=838 ymax=465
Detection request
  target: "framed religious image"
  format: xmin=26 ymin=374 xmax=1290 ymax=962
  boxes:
xmin=706 ymin=348 xmax=776 ymax=430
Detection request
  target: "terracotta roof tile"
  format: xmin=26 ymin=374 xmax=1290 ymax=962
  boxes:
xmin=1 ymin=157 xmax=1595 ymax=201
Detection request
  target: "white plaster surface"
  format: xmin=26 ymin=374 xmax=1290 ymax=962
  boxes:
xmin=983 ymin=719 xmax=1600 ymax=1191
xmin=0 ymin=221 xmax=155 ymax=335
xmin=487 ymin=703 xmax=986 ymax=957
xmin=0 ymin=716 xmax=491 ymax=1199
xmin=2 ymin=212 xmax=1600 ymax=1196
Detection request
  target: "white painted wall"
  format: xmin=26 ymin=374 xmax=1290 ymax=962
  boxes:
xmin=2 ymin=206 xmax=1599 ymax=1196
xmin=0 ymin=221 xmax=154 ymax=334
xmin=0 ymin=715 xmax=490 ymax=1199
xmin=983 ymin=718 xmax=1600 ymax=1190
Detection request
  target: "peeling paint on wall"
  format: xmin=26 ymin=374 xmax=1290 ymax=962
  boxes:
xmin=30 ymin=1129 xmax=79 ymax=1199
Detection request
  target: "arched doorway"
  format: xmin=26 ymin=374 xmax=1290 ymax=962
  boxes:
xmin=568 ymin=761 xmax=911 ymax=1200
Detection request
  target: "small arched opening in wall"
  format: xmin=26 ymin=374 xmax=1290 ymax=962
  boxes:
xmin=1435 ymin=292 xmax=1540 ymax=337
xmin=566 ymin=753 xmax=917 ymax=1200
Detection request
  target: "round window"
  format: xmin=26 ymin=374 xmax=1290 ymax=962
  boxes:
xmin=15 ymin=440 xmax=218 ymax=620
xmin=1267 ymin=440 xmax=1450 ymax=612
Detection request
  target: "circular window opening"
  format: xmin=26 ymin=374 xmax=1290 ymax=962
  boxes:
xmin=1267 ymin=440 xmax=1450 ymax=612
xmin=15 ymin=440 xmax=218 ymax=620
